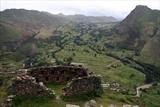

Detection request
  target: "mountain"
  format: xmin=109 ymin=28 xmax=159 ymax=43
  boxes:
xmin=108 ymin=5 xmax=160 ymax=68
xmin=0 ymin=9 xmax=117 ymax=35
xmin=62 ymin=14 xmax=117 ymax=23
xmin=0 ymin=9 xmax=117 ymax=51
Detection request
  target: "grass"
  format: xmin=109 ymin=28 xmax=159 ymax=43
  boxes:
xmin=11 ymin=89 xmax=139 ymax=107
xmin=55 ymin=44 xmax=145 ymax=91
xmin=1 ymin=42 xmax=147 ymax=107
xmin=12 ymin=96 xmax=66 ymax=107
xmin=0 ymin=77 xmax=12 ymax=104
xmin=0 ymin=54 xmax=23 ymax=71
xmin=45 ymin=82 xmax=65 ymax=95
xmin=1 ymin=16 xmax=159 ymax=107
xmin=140 ymin=85 xmax=160 ymax=107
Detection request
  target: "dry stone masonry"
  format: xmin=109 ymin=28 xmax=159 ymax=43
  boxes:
xmin=10 ymin=74 xmax=55 ymax=97
xmin=10 ymin=65 xmax=103 ymax=97
xmin=27 ymin=65 xmax=88 ymax=83
xmin=63 ymin=75 xmax=103 ymax=96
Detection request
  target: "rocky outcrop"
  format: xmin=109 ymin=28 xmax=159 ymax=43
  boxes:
xmin=10 ymin=75 xmax=55 ymax=97
xmin=63 ymin=75 xmax=103 ymax=96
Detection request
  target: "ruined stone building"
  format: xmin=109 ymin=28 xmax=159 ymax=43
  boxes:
xmin=63 ymin=75 xmax=103 ymax=96
xmin=10 ymin=65 xmax=103 ymax=97
xmin=10 ymin=75 xmax=55 ymax=97
xmin=27 ymin=65 xmax=88 ymax=83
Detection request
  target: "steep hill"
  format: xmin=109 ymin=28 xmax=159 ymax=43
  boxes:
xmin=107 ymin=5 xmax=160 ymax=68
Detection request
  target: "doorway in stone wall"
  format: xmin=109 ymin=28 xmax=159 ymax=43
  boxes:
xmin=45 ymin=82 xmax=66 ymax=96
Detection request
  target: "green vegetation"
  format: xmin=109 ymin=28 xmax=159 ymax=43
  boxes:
xmin=0 ymin=6 xmax=160 ymax=107
xmin=0 ymin=77 xmax=12 ymax=104
xmin=140 ymin=85 xmax=160 ymax=107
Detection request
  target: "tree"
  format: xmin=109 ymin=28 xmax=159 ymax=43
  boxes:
xmin=64 ymin=57 xmax=73 ymax=65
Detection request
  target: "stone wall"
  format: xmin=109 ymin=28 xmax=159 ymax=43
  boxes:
xmin=27 ymin=65 xmax=88 ymax=83
xmin=11 ymin=66 xmax=103 ymax=97
xmin=10 ymin=75 xmax=55 ymax=97
xmin=63 ymin=75 xmax=103 ymax=96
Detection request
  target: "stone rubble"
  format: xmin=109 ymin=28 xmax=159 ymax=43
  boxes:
xmin=1 ymin=95 xmax=16 ymax=107
xmin=108 ymin=104 xmax=139 ymax=107
xmin=63 ymin=75 xmax=103 ymax=96
xmin=10 ymin=74 xmax=55 ymax=97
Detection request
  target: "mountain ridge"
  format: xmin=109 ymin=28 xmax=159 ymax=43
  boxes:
xmin=109 ymin=5 xmax=160 ymax=68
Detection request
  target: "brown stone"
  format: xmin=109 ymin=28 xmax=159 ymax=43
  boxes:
xmin=63 ymin=75 xmax=103 ymax=96
xmin=10 ymin=75 xmax=55 ymax=97
xmin=27 ymin=65 xmax=88 ymax=83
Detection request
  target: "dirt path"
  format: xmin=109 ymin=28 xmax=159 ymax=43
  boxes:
xmin=136 ymin=83 xmax=153 ymax=97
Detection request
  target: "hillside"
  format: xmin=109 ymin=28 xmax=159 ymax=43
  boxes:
xmin=0 ymin=9 xmax=117 ymax=38
xmin=105 ymin=5 xmax=160 ymax=68
xmin=0 ymin=9 xmax=117 ymax=52
xmin=0 ymin=6 xmax=160 ymax=107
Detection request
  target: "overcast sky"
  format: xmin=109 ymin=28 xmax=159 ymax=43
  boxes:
xmin=0 ymin=0 xmax=160 ymax=19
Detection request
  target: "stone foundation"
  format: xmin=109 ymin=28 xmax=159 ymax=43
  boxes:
xmin=10 ymin=75 xmax=55 ymax=97
xmin=63 ymin=75 xmax=103 ymax=96
xmin=27 ymin=65 xmax=88 ymax=83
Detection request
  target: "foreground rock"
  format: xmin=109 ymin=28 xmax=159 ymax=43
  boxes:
xmin=10 ymin=75 xmax=55 ymax=97
xmin=85 ymin=100 xmax=97 ymax=107
xmin=1 ymin=95 xmax=16 ymax=107
xmin=66 ymin=104 xmax=80 ymax=107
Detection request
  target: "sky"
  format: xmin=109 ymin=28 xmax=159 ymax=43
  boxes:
xmin=0 ymin=0 xmax=160 ymax=19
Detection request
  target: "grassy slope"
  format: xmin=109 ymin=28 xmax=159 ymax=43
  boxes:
xmin=11 ymin=43 xmax=146 ymax=107
xmin=140 ymin=85 xmax=160 ymax=107
xmin=0 ymin=9 xmax=159 ymax=106
xmin=0 ymin=22 xmax=22 ymax=43
xmin=0 ymin=77 xmax=12 ymax=104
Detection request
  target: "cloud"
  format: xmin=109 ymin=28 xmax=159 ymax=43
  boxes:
xmin=0 ymin=0 xmax=160 ymax=19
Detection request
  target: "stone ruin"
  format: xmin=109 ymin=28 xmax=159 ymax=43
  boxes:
xmin=10 ymin=65 xmax=103 ymax=97
xmin=27 ymin=65 xmax=88 ymax=83
xmin=10 ymin=74 xmax=55 ymax=97
xmin=63 ymin=75 xmax=103 ymax=96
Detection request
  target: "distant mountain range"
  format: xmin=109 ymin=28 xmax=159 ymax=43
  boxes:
xmin=0 ymin=9 xmax=117 ymax=40
xmin=0 ymin=6 xmax=160 ymax=69
xmin=0 ymin=9 xmax=117 ymax=30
